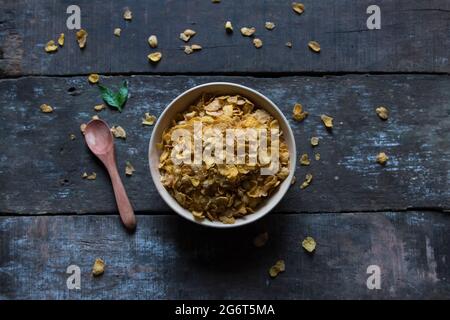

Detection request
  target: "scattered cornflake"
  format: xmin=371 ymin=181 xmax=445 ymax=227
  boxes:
xmin=40 ymin=104 xmax=53 ymax=113
xmin=191 ymin=44 xmax=202 ymax=51
xmin=69 ymin=133 xmax=76 ymax=140
xmin=94 ymin=104 xmax=106 ymax=112
xmin=376 ymin=152 xmax=388 ymax=165
xmin=253 ymin=232 xmax=269 ymax=248
xmin=148 ymin=52 xmax=162 ymax=63
xmin=240 ymin=27 xmax=256 ymax=36
xmin=225 ymin=21 xmax=233 ymax=33
xmin=300 ymin=153 xmax=310 ymax=166
xmin=123 ymin=9 xmax=132 ymax=21
xmin=265 ymin=22 xmax=275 ymax=30
xmin=92 ymin=258 xmax=105 ymax=276
xmin=300 ymin=173 xmax=313 ymax=189
xmin=114 ymin=28 xmax=121 ymax=37
xmin=269 ymin=260 xmax=285 ymax=278
xmin=315 ymin=153 xmax=320 ymax=161
xmin=76 ymin=29 xmax=88 ymax=49
xmin=310 ymin=136 xmax=319 ymax=146
xmin=148 ymin=35 xmax=158 ymax=48
xmin=82 ymin=172 xmax=97 ymax=180
xmin=308 ymin=40 xmax=320 ymax=53
xmin=44 ymin=40 xmax=58 ymax=53
xmin=180 ymin=29 xmax=196 ymax=42
xmin=88 ymin=73 xmax=100 ymax=84
xmin=111 ymin=125 xmax=126 ymax=139
xmin=184 ymin=46 xmax=193 ymax=54
xmin=291 ymin=175 xmax=296 ymax=185
xmin=285 ymin=41 xmax=293 ymax=48
xmin=92 ymin=115 xmax=100 ymax=120
xmin=57 ymin=33 xmax=65 ymax=46
xmin=302 ymin=236 xmax=316 ymax=253
xmin=192 ymin=211 xmax=205 ymax=220
xmin=125 ymin=161 xmax=135 ymax=176
xmin=292 ymin=103 xmax=308 ymax=121
xmin=321 ymin=114 xmax=333 ymax=129
xmin=376 ymin=106 xmax=389 ymax=120
xmin=80 ymin=123 xmax=87 ymax=134
xmin=253 ymin=38 xmax=263 ymax=48
xmin=292 ymin=2 xmax=305 ymax=14
xmin=142 ymin=112 xmax=157 ymax=126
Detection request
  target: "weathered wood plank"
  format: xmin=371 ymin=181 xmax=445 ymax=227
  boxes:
xmin=0 ymin=212 xmax=449 ymax=299
xmin=1 ymin=0 xmax=450 ymax=76
xmin=0 ymin=75 xmax=449 ymax=215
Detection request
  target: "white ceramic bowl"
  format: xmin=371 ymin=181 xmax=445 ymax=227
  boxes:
xmin=149 ymin=82 xmax=296 ymax=228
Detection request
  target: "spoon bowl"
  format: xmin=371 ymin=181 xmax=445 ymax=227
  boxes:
xmin=85 ymin=119 xmax=114 ymax=155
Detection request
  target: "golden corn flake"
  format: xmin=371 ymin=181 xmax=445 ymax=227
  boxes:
xmin=240 ymin=27 xmax=256 ymax=36
xmin=69 ymin=133 xmax=76 ymax=140
xmin=125 ymin=161 xmax=135 ymax=176
xmin=159 ymin=95 xmax=290 ymax=224
xmin=292 ymin=2 xmax=305 ymax=14
xmin=80 ymin=123 xmax=87 ymax=134
xmin=300 ymin=153 xmax=310 ymax=166
xmin=40 ymin=104 xmax=53 ymax=113
xmin=285 ymin=41 xmax=293 ymax=48
xmin=321 ymin=114 xmax=333 ymax=128
xmin=82 ymin=172 xmax=97 ymax=180
xmin=114 ymin=28 xmax=121 ymax=37
xmin=310 ymin=136 xmax=319 ymax=146
xmin=142 ymin=112 xmax=157 ymax=126
xmin=376 ymin=152 xmax=388 ymax=165
xmin=44 ymin=40 xmax=58 ymax=53
xmin=302 ymin=236 xmax=316 ymax=253
xmin=191 ymin=44 xmax=202 ymax=51
xmin=253 ymin=232 xmax=269 ymax=247
xmin=300 ymin=173 xmax=312 ymax=189
xmin=111 ymin=125 xmax=126 ymax=139
xmin=184 ymin=46 xmax=193 ymax=55
xmin=94 ymin=104 xmax=106 ymax=112
xmin=91 ymin=115 xmax=100 ymax=120
xmin=92 ymin=258 xmax=105 ymax=276
xmin=225 ymin=21 xmax=233 ymax=32
xmin=265 ymin=22 xmax=275 ymax=30
xmin=88 ymin=73 xmax=100 ymax=84
xmin=308 ymin=40 xmax=320 ymax=53
xmin=76 ymin=29 xmax=87 ymax=49
xmin=57 ymin=33 xmax=65 ymax=46
xmin=148 ymin=52 xmax=162 ymax=63
xmin=315 ymin=153 xmax=320 ymax=161
xmin=148 ymin=35 xmax=158 ymax=48
xmin=269 ymin=260 xmax=285 ymax=278
xmin=292 ymin=103 xmax=308 ymax=121
xmin=376 ymin=106 xmax=389 ymax=120
xmin=123 ymin=9 xmax=132 ymax=20
xmin=180 ymin=29 xmax=196 ymax=42
xmin=253 ymin=38 xmax=263 ymax=48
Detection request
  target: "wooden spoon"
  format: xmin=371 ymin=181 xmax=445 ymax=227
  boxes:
xmin=84 ymin=119 xmax=136 ymax=230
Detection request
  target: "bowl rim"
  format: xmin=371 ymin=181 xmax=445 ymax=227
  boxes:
xmin=148 ymin=82 xmax=296 ymax=228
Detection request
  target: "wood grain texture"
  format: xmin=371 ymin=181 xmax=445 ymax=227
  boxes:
xmin=0 ymin=211 xmax=449 ymax=299
xmin=0 ymin=75 xmax=449 ymax=215
xmin=1 ymin=0 xmax=450 ymax=76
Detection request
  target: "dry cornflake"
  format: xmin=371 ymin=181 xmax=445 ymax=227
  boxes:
xmin=123 ymin=9 xmax=132 ymax=21
xmin=315 ymin=153 xmax=320 ymax=161
xmin=253 ymin=232 xmax=269 ymax=247
xmin=180 ymin=29 xmax=196 ymax=42
xmin=240 ymin=27 xmax=256 ymax=36
xmin=376 ymin=106 xmax=389 ymax=120
xmin=310 ymin=136 xmax=319 ymax=146
xmin=321 ymin=114 xmax=333 ymax=129
xmin=148 ymin=52 xmax=162 ymax=63
xmin=225 ymin=21 xmax=233 ymax=32
xmin=269 ymin=260 xmax=285 ymax=278
xmin=142 ymin=112 xmax=157 ymax=126
xmin=125 ymin=161 xmax=135 ymax=176
xmin=40 ymin=104 xmax=53 ymax=113
xmin=302 ymin=236 xmax=316 ymax=253
xmin=114 ymin=28 xmax=121 ymax=37
xmin=76 ymin=29 xmax=87 ymax=49
xmin=308 ymin=40 xmax=320 ymax=53
xmin=111 ymin=125 xmax=126 ymax=139
xmin=80 ymin=123 xmax=87 ymax=134
xmin=92 ymin=258 xmax=105 ymax=276
xmin=92 ymin=115 xmax=100 ymax=120
xmin=292 ymin=2 xmax=305 ymax=14
xmin=300 ymin=173 xmax=312 ymax=189
xmin=148 ymin=35 xmax=158 ymax=48
xmin=184 ymin=46 xmax=193 ymax=55
xmin=82 ymin=172 xmax=97 ymax=180
xmin=57 ymin=33 xmax=65 ymax=46
xmin=292 ymin=103 xmax=308 ymax=121
xmin=69 ymin=133 xmax=76 ymax=140
xmin=94 ymin=104 xmax=106 ymax=112
xmin=286 ymin=41 xmax=293 ymax=48
xmin=253 ymin=38 xmax=263 ymax=48
xmin=265 ymin=22 xmax=275 ymax=30
xmin=45 ymin=40 xmax=58 ymax=53
xmin=300 ymin=153 xmax=310 ymax=166
xmin=88 ymin=73 xmax=100 ymax=84
xmin=376 ymin=152 xmax=388 ymax=165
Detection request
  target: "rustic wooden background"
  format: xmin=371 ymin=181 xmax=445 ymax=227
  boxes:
xmin=0 ymin=0 xmax=449 ymax=299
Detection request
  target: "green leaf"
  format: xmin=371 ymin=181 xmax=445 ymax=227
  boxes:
xmin=98 ymin=81 xmax=129 ymax=112
xmin=116 ymin=81 xmax=129 ymax=112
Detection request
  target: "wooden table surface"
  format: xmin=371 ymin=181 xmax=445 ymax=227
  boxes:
xmin=0 ymin=0 xmax=449 ymax=299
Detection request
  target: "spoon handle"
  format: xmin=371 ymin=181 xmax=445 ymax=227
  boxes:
xmin=106 ymin=161 xmax=137 ymax=230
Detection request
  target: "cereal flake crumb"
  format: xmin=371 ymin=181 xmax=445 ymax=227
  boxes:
xmin=92 ymin=258 xmax=105 ymax=276
xmin=111 ymin=125 xmax=126 ymax=139
xmin=302 ymin=236 xmax=316 ymax=252
xmin=40 ymin=104 xmax=53 ymax=113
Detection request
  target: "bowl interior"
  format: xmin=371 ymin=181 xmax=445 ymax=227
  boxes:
xmin=149 ymin=82 xmax=296 ymax=228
